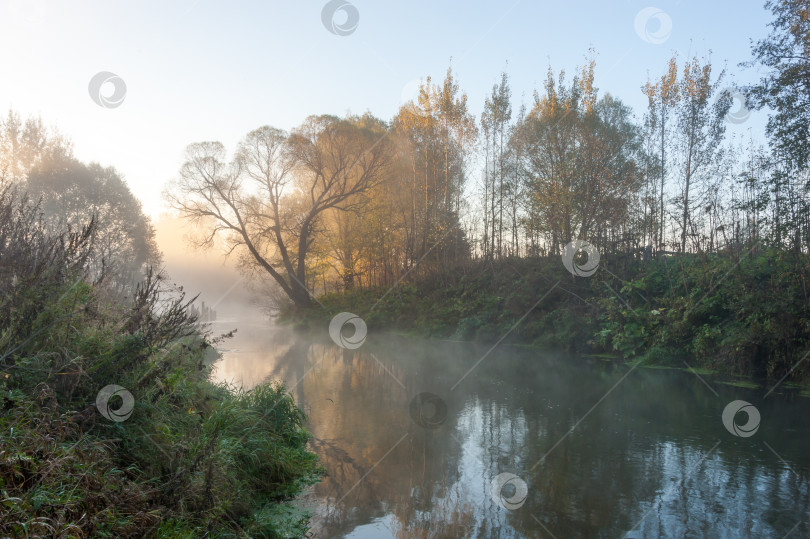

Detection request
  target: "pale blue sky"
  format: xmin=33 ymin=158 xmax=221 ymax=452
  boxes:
xmin=0 ymin=0 xmax=771 ymax=216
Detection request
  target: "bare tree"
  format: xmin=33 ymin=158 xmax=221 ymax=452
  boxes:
xmin=165 ymin=115 xmax=392 ymax=308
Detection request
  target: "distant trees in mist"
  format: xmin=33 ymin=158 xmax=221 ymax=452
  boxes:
xmin=0 ymin=110 xmax=160 ymax=289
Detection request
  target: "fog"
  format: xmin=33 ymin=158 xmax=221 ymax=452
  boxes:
xmin=153 ymin=213 xmax=263 ymax=322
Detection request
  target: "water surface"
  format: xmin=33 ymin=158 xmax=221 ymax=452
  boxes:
xmin=210 ymin=319 xmax=810 ymax=538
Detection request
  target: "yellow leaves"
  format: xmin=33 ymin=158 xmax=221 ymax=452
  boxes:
xmin=646 ymin=54 xmax=719 ymax=112
xmin=579 ymin=59 xmax=597 ymax=114
xmin=679 ymin=56 xmax=714 ymax=103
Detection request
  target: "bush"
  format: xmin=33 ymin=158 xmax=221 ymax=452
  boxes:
xmin=298 ymin=251 xmax=810 ymax=385
xmin=0 ymin=188 xmax=322 ymax=537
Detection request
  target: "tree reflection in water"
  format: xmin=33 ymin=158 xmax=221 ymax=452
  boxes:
xmin=211 ymin=321 xmax=810 ymax=538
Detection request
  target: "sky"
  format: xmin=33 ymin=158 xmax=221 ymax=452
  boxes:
xmin=0 ymin=0 xmax=773 ymax=218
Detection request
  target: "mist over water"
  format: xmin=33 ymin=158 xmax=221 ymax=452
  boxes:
xmin=210 ymin=319 xmax=810 ymax=538
xmin=155 ymin=214 xmax=260 ymax=321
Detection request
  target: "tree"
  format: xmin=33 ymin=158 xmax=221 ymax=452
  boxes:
xmin=518 ymin=62 xmax=640 ymax=255
xmin=506 ymin=102 xmax=527 ymax=256
xmin=392 ymin=70 xmax=474 ymax=272
xmin=521 ymin=67 xmax=580 ymax=255
xmin=672 ymin=55 xmax=729 ymax=252
xmin=579 ymin=93 xmax=642 ymax=249
xmin=481 ymin=72 xmax=512 ymax=258
xmin=642 ymin=56 xmax=679 ymax=251
xmin=747 ymin=0 xmax=810 ymax=171
xmin=0 ymin=110 xmax=72 ymax=187
xmin=745 ymin=0 xmax=810 ymax=252
xmin=165 ymin=115 xmax=393 ymax=308
xmin=26 ymin=159 xmax=159 ymax=286
xmin=436 ymin=67 xmax=477 ymax=263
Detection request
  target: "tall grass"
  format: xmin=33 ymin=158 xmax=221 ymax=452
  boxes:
xmin=0 ymin=185 xmax=323 ymax=537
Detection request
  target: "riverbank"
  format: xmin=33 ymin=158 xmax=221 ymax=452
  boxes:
xmin=292 ymin=249 xmax=810 ymax=386
xmin=1 ymin=269 xmax=322 ymax=536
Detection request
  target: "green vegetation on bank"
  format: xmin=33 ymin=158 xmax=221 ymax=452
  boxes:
xmin=0 ymin=188 xmax=322 ymax=537
xmin=293 ymin=249 xmax=810 ymax=384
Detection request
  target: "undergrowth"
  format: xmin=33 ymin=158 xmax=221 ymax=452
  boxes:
xmin=0 ymin=186 xmax=323 ymax=537
xmin=290 ymin=250 xmax=810 ymax=384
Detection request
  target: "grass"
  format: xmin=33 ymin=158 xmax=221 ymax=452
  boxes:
xmin=289 ymin=251 xmax=810 ymax=387
xmin=1 ymin=272 xmax=323 ymax=537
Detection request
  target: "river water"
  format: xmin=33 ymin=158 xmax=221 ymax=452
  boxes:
xmin=209 ymin=318 xmax=810 ymax=538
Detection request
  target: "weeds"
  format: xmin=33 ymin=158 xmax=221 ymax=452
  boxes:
xmin=0 ymin=185 xmax=323 ymax=537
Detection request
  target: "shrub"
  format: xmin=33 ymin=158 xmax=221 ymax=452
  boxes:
xmin=0 ymin=188 xmax=322 ymax=537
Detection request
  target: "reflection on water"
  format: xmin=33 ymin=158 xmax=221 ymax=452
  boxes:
xmin=210 ymin=319 xmax=810 ymax=538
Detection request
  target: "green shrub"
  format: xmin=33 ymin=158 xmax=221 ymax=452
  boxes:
xmin=297 ymin=251 xmax=810 ymax=385
xmin=0 ymin=190 xmax=322 ymax=537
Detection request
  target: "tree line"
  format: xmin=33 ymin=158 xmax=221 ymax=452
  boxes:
xmin=166 ymin=0 xmax=810 ymax=309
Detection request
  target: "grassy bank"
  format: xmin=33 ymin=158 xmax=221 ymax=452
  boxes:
xmin=294 ymin=249 xmax=810 ymax=384
xmin=0 ymin=192 xmax=322 ymax=537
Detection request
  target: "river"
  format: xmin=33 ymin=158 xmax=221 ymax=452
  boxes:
xmin=209 ymin=317 xmax=810 ymax=538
